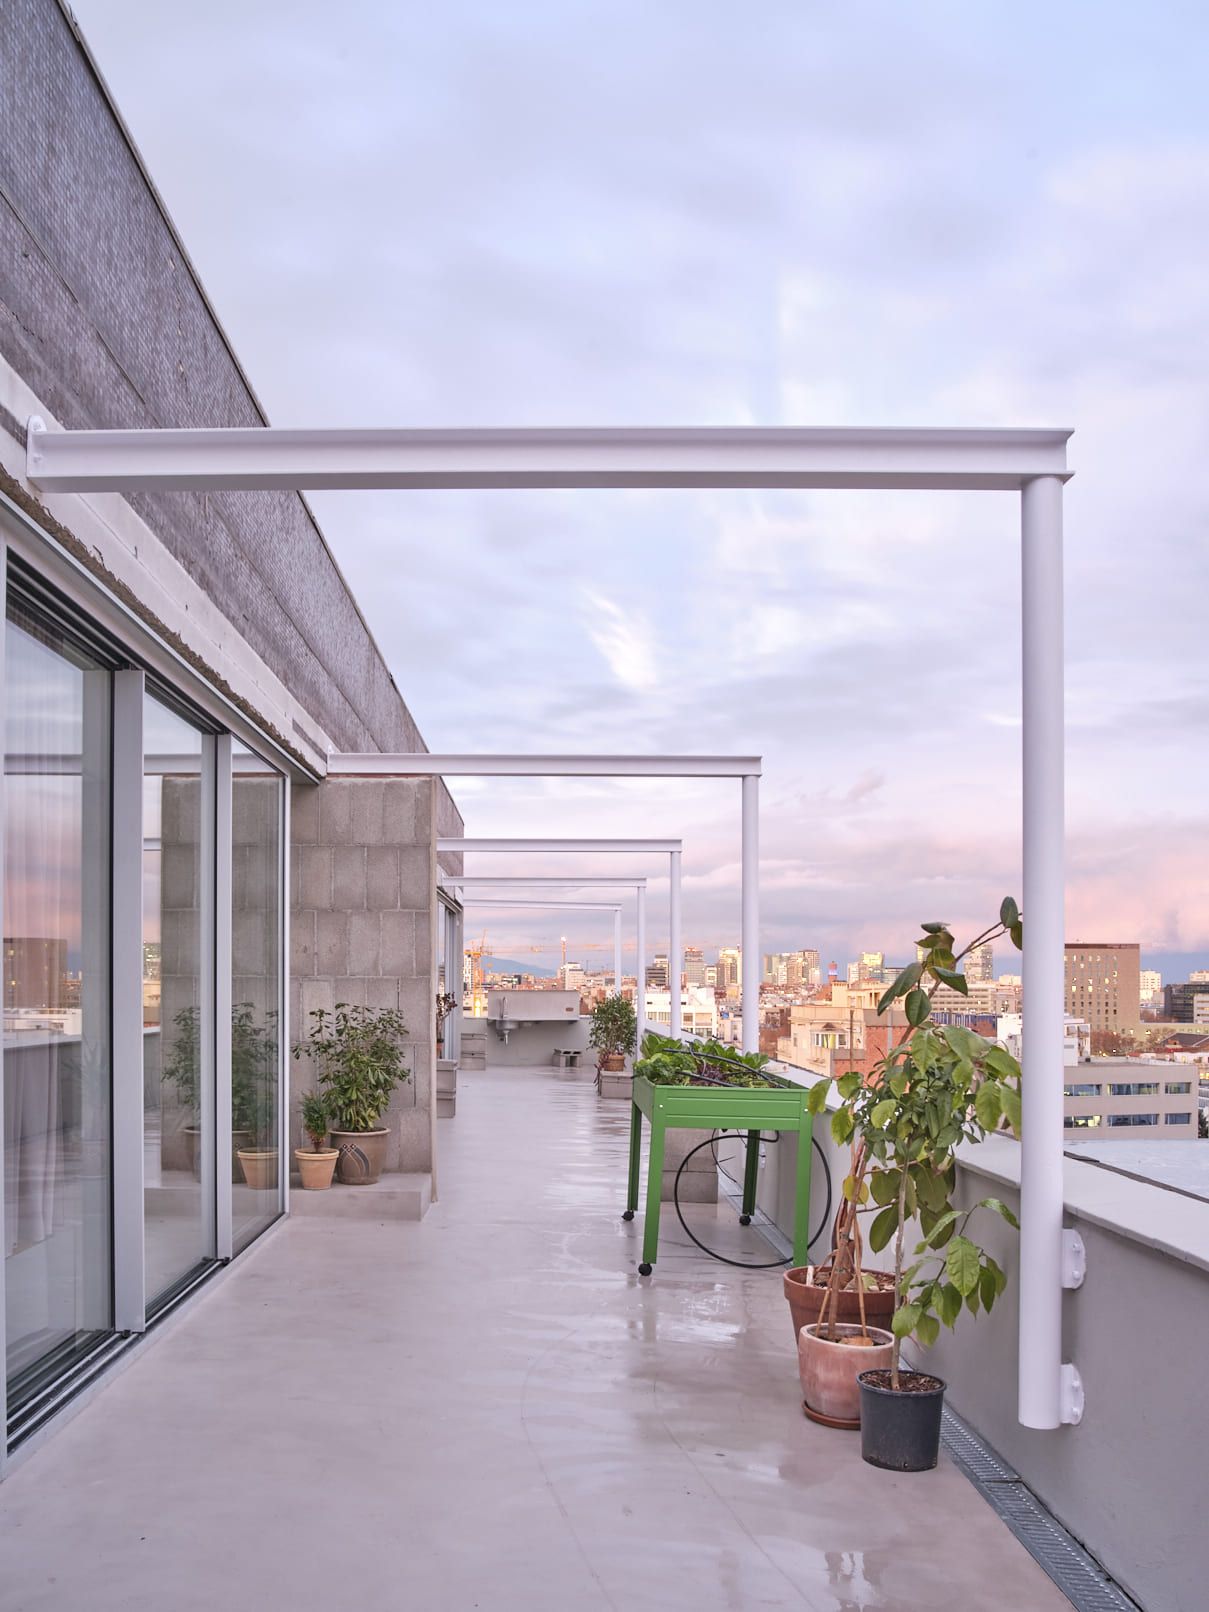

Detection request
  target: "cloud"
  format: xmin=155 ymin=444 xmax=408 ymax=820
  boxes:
xmin=581 ymin=589 xmax=659 ymax=692
xmin=67 ymin=0 xmax=1209 ymax=965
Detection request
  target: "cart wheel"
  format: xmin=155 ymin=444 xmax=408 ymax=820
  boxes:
xmin=638 ymin=1263 xmax=652 ymax=1276
xmin=622 ymin=1210 xmax=635 ymax=1221
xmin=739 ymin=1213 xmax=752 ymax=1226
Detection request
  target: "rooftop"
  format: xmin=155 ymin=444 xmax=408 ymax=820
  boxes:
xmin=0 ymin=1064 xmax=1068 ymax=1611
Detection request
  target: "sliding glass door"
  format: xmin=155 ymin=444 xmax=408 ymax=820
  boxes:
xmin=142 ymin=696 xmax=216 ymax=1313
xmin=3 ymin=592 xmax=113 ymax=1407
xmin=2 ymin=555 xmax=287 ymax=1444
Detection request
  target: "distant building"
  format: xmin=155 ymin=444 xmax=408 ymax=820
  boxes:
xmin=777 ymin=980 xmax=910 ymax=1080
xmin=965 ymin=942 xmax=994 ymax=984
xmin=559 ymin=962 xmax=586 ymax=994
xmin=1139 ymin=968 xmax=1162 ymax=1007
xmin=717 ymin=947 xmax=742 ymax=990
xmin=1065 ymin=943 xmax=1141 ymax=1034
xmin=684 ymin=946 xmax=706 ymax=987
xmin=646 ymin=955 xmax=669 ymax=990
xmin=3 ymin=936 xmax=68 ymax=1014
xmin=997 ymin=1012 xmax=1193 ymax=1138
xmin=644 ymin=985 xmax=718 ymax=1039
xmin=1163 ymin=981 xmax=1209 ymax=1024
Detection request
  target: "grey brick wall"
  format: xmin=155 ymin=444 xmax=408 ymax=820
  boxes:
xmin=0 ymin=0 xmax=460 ymax=840
xmin=290 ymin=779 xmax=437 ymax=1174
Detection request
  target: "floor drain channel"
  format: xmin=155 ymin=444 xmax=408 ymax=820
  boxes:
xmin=942 ymin=1407 xmax=1142 ymax=1611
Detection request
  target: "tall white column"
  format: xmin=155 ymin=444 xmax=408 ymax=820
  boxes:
xmin=613 ymin=909 xmax=622 ymax=993
xmin=741 ymin=774 xmax=759 ymax=1055
xmin=1019 ymin=475 xmax=1068 ymax=1429
xmin=636 ymin=887 xmax=647 ymax=1051
xmin=669 ymin=849 xmax=682 ymax=1038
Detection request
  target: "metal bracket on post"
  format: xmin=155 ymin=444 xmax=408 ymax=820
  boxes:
xmin=1060 ymin=1363 xmax=1084 ymax=1425
xmin=1061 ymin=1228 xmax=1086 ymax=1289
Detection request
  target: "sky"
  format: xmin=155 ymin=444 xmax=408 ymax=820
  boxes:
xmin=71 ymin=1 xmax=1209 ymax=974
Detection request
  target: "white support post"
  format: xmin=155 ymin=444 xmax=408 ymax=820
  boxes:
xmin=636 ymin=887 xmax=647 ymax=1050
xmin=669 ymin=849 xmax=682 ymax=1038
xmin=111 ymin=671 xmax=146 ymax=1331
xmin=741 ymin=774 xmax=760 ymax=1055
xmin=1018 ymin=475 xmax=1076 ymax=1428
xmin=613 ymin=909 xmax=622 ymax=994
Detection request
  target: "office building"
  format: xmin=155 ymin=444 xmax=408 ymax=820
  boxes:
xmin=1064 ymin=942 xmax=1141 ymax=1034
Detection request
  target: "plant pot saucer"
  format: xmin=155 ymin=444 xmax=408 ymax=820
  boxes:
xmin=802 ymin=1400 xmax=860 ymax=1431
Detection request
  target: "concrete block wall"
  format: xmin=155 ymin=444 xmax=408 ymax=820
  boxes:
xmin=290 ymin=777 xmax=437 ymax=1174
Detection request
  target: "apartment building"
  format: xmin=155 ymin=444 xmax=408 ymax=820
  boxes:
xmin=1064 ymin=942 xmax=1141 ymax=1034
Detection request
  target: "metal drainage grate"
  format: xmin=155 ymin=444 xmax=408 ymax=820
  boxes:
xmin=942 ymin=1407 xmax=1143 ymax=1612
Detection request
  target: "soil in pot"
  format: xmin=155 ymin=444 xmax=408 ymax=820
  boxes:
xmin=784 ymin=1266 xmax=896 ymax=1347
xmin=330 ymin=1128 xmax=389 ymax=1185
xmin=798 ymin=1323 xmax=894 ymax=1428
xmin=236 ymin=1149 xmax=279 ymax=1192
xmin=295 ymin=1147 xmax=339 ymax=1190
xmin=858 ymin=1370 xmax=947 ymax=1471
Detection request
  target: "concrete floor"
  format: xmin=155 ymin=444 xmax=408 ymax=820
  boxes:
xmin=1 ymin=1065 xmax=1072 ymax=1612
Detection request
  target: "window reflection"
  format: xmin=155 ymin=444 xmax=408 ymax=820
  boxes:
xmin=4 ymin=593 xmax=112 ymax=1402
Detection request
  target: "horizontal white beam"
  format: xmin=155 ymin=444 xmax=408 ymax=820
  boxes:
xmin=26 ymin=420 xmax=1072 ymax=494
xmin=332 ymin=753 xmax=760 ymax=778
xmin=439 ymin=837 xmax=682 ymax=853
xmin=459 ymin=899 xmax=623 ymax=911
xmin=442 ymin=876 xmax=646 ymax=889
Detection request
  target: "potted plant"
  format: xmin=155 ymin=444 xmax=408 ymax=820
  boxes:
xmin=590 ymin=994 xmax=637 ymax=1074
xmin=811 ymin=901 xmax=1024 ymax=1468
xmin=792 ymin=1142 xmax=897 ymax=1426
xmin=292 ymin=1004 xmax=410 ymax=1185
xmin=435 ymin=991 xmax=457 ymax=1058
xmin=233 ymin=1004 xmax=280 ymax=1191
xmin=161 ymin=1004 xmax=202 ymax=1178
xmin=783 ymin=1140 xmax=897 ymax=1351
xmin=295 ymin=1089 xmax=339 ymax=1190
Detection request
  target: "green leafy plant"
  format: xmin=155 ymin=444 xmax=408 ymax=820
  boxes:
xmin=292 ymin=1004 xmax=410 ymax=1133
xmin=299 ymin=1089 xmax=330 ymax=1153
xmin=635 ymin=1031 xmax=783 ymax=1088
xmin=232 ymin=1003 xmax=278 ymax=1148
xmin=589 ymin=994 xmax=638 ymax=1064
xmin=808 ymin=901 xmax=1024 ymax=1385
xmin=162 ymin=1004 xmax=201 ymax=1119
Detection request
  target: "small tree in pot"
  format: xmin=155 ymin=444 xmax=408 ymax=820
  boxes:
xmin=295 ymin=1089 xmax=339 ymax=1190
xmin=813 ymin=901 xmax=1024 ymax=1469
xmin=590 ymin=994 xmax=637 ymax=1074
xmin=233 ymin=1003 xmax=279 ymax=1191
xmin=292 ymin=1004 xmax=410 ymax=1185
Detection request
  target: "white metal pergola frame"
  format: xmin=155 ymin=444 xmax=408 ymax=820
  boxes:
xmin=439 ymin=837 xmax=684 ymax=1037
xmin=23 ymin=421 xmax=1075 ymax=1428
xmin=444 ymin=876 xmax=650 ymax=1041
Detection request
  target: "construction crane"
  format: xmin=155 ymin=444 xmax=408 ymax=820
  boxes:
xmin=464 ymin=930 xmax=492 ymax=1017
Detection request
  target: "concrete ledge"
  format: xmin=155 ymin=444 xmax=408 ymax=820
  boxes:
xmin=289 ymin=1172 xmax=432 ymax=1220
xmin=598 ymin=1071 xmax=632 ymax=1100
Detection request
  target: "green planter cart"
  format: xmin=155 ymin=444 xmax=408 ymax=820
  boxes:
xmin=623 ymin=1072 xmax=815 ymax=1275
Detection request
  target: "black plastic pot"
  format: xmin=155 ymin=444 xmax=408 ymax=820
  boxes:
xmin=857 ymin=1370 xmax=946 ymax=1471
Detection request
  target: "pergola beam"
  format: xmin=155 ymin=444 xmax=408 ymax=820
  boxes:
xmin=26 ymin=420 xmax=1071 ymax=494
xmin=334 ymin=753 xmax=759 ymax=778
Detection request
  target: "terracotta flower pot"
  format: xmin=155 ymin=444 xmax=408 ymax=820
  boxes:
xmin=798 ymin=1323 xmax=894 ymax=1427
xmin=236 ymin=1148 xmax=279 ymax=1191
xmin=601 ymin=1053 xmax=626 ymax=1072
xmin=783 ymin=1266 xmax=897 ymax=1347
xmin=295 ymin=1147 xmax=339 ymax=1190
xmin=330 ymin=1128 xmax=389 ymax=1185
